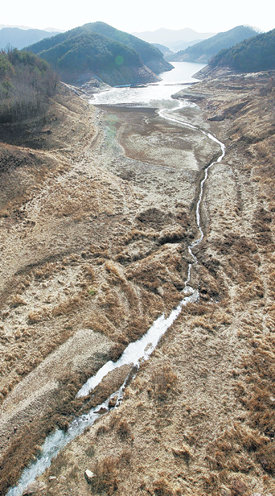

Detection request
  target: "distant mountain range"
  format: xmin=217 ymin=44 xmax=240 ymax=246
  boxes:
xmin=27 ymin=22 xmax=173 ymax=86
xmin=133 ymin=28 xmax=214 ymax=51
xmin=209 ymin=28 xmax=275 ymax=72
xmin=0 ymin=27 xmax=59 ymax=50
xmin=169 ymin=26 xmax=259 ymax=63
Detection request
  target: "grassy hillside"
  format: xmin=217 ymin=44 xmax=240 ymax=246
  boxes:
xmin=170 ymin=25 xmax=258 ymax=63
xmin=210 ymin=28 xmax=275 ymax=72
xmin=27 ymin=24 xmax=160 ymax=86
xmin=0 ymin=48 xmax=57 ymax=123
xmin=85 ymin=22 xmax=173 ymax=73
xmin=0 ymin=27 xmax=58 ymax=50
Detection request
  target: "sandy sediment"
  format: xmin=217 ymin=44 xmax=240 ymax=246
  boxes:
xmin=0 ymin=72 xmax=274 ymax=495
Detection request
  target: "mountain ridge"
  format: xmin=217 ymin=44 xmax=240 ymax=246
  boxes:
xmin=27 ymin=23 xmax=172 ymax=86
xmin=0 ymin=27 xmax=59 ymax=50
xmin=169 ymin=25 xmax=259 ymax=63
xmin=133 ymin=27 xmax=214 ymax=50
xmin=209 ymin=28 xmax=275 ymax=72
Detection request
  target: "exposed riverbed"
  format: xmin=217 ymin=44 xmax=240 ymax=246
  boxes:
xmin=2 ymin=65 xmax=274 ymax=496
xmin=6 ymin=62 xmax=228 ymax=496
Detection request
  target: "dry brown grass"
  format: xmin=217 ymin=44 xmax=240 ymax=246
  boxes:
xmin=10 ymin=294 xmax=27 ymax=307
xmin=27 ymin=310 xmax=46 ymax=324
xmin=51 ymin=295 xmax=82 ymax=317
xmin=151 ymin=478 xmax=180 ymax=496
xmin=84 ymin=264 xmax=96 ymax=280
xmin=105 ymin=260 xmax=126 ymax=283
xmin=91 ymin=456 xmax=119 ymax=494
xmin=116 ymin=419 xmax=133 ymax=442
xmin=205 ymin=332 xmax=275 ymax=490
xmin=150 ymin=365 xmax=178 ymax=402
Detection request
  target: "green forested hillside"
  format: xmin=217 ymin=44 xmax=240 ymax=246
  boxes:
xmin=170 ymin=26 xmax=258 ymax=63
xmin=0 ymin=48 xmax=57 ymax=123
xmin=27 ymin=23 xmax=170 ymax=86
xmin=84 ymin=22 xmax=173 ymax=73
xmin=209 ymin=29 xmax=275 ymax=72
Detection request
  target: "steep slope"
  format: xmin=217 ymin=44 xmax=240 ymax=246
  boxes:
xmin=210 ymin=28 xmax=275 ymax=72
xmin=85 ymin=22 xmax=173 ymax=74
xmin=170 ymin=25 xmax=259 ymax=63
xmin=0 ymin=48 xmax=57 ymax=123
xmin=27 ymin=25 xmax=158 ymax=86
xmin=0 ymin=27 xmax=58 ymax=50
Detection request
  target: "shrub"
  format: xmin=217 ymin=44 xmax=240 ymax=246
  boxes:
xmin=151 ymin=365 xmax=178 ymax=402
xmin=91 ymin=456 xmax=119 ymax=494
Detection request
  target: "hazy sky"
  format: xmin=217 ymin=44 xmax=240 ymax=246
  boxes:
xmin=2 ymin=0 xmax=274 ymax=33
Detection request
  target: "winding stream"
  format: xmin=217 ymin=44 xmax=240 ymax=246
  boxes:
xmin=7 ymin=63 xmax=225 ymax=496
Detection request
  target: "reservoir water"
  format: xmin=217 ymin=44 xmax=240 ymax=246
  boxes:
xmin=92 ymin=61 xmax=205 ymax=107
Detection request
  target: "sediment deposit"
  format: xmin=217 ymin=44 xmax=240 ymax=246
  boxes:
xmin=0 ymin=71 xmax=274 ymax=495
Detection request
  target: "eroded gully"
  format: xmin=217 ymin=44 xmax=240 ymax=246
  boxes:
xmin=7 ymin=99 xmax=225 ymax=496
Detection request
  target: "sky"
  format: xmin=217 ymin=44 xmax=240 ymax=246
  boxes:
xmin=1 ymin=0 xmax=274 ymax=34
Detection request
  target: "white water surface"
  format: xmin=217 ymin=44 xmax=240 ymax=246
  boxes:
xmin=7 ymin=291 xmax=198 ymax=496
xmin=92 ymin=61 xmax=205 ymax=107
xmin=7 ymin=61 xmax=226 ymax=496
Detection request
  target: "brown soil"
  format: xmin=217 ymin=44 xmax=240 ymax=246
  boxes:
xmin=0 ymin=71 xmax=274 ymax=496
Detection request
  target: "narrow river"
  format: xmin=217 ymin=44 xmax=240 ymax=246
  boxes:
xmin=7 ymin=62 xmax=225 ymax=496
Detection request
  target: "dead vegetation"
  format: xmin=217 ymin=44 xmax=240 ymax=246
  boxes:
xmin=0 ymin=72 xmax=274 ymax=496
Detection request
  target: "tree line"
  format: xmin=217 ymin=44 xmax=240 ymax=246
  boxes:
xmin=210 ymin=29 xmax=275 ymax=72
xmin=0 ymin=48 xmax=58 ymax=123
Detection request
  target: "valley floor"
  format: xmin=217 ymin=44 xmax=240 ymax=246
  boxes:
xmin=0 ymin=72 xmax=274 ymax=495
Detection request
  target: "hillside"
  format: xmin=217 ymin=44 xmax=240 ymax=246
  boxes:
xmin=153 ymin=43 xmax=174 ymax=58
xmin=170 ymin=25 xmax=259 ymax=63
xmin=0 ymin=48 xmax=57 ymax=123
xmin=0 ymin=27 xmax=58 ymax=50
xmin=27 ymin=24 xmax=165 ymax=86
xmin=210 ymin=28 xmax=275 ymax=72
xmin=84 ymin=22 xmax=173 ymax=74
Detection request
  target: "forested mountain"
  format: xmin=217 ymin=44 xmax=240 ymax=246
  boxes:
xmin=0 ymin=27 xmax=58 ymax=50
xmin=209 ymin=28 xmax=275 ymax=72
xmin=84 ymin=22 xmax=173 ymax=74
xmin=0 ymin=48 xmax=57 ymax=122
xmin=170 ymin=26 xmax=259 ymax=63
xmin=27 ymin=23 xmax=170 ymax=86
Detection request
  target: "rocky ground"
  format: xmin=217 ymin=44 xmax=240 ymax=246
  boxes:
xmin=0 ymin=71 xmax=274 ymax=495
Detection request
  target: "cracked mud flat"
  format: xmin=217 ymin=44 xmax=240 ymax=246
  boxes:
xmin=1 ymin=72 xmax=274 ymax=496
